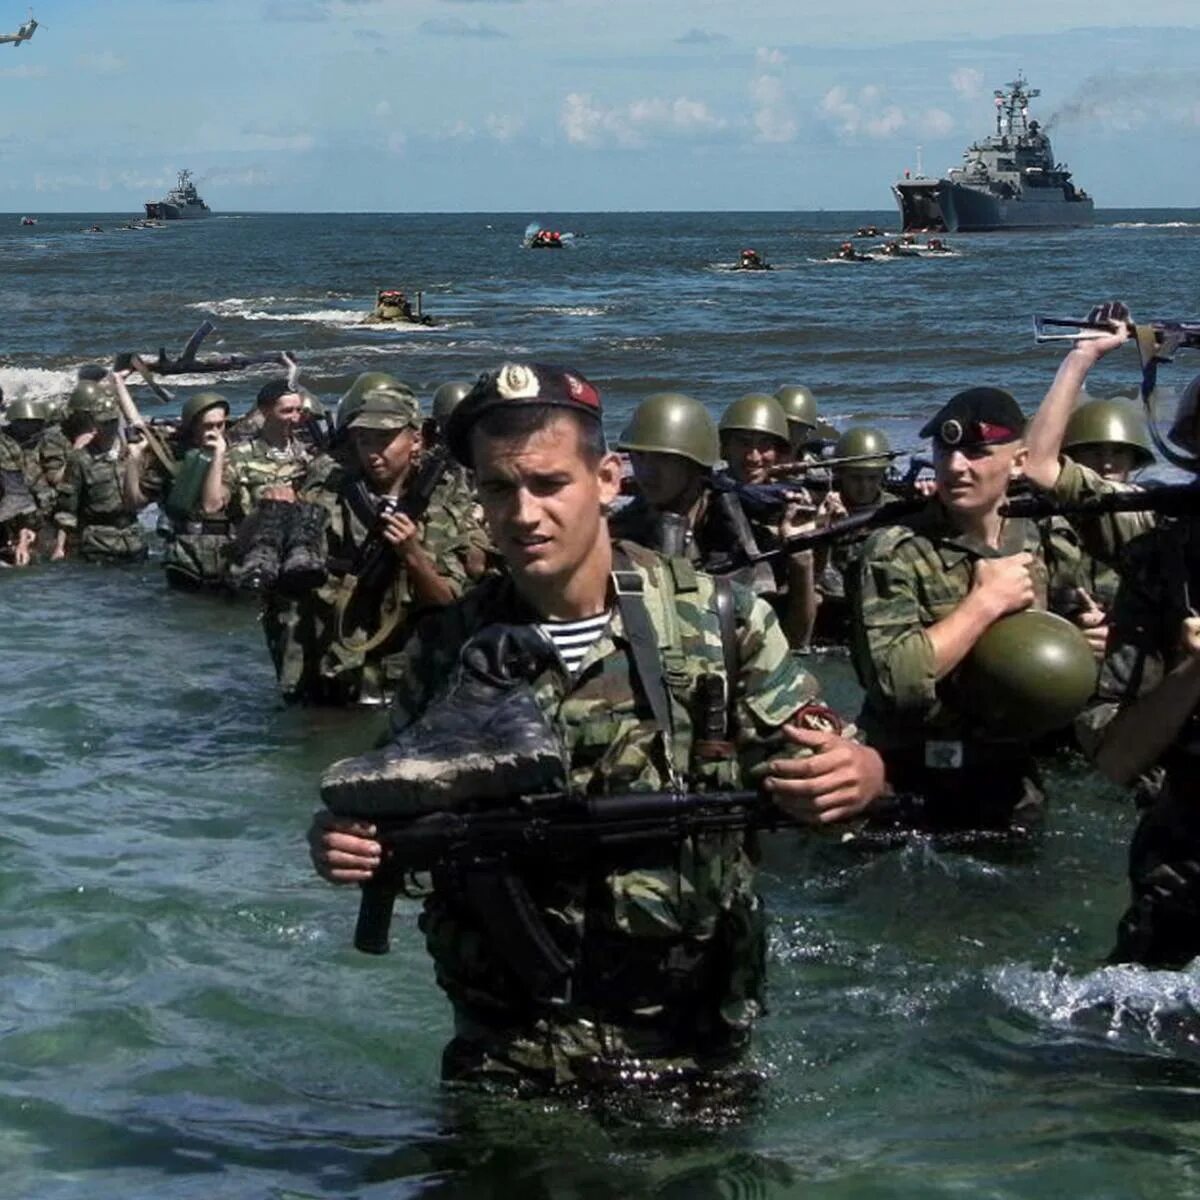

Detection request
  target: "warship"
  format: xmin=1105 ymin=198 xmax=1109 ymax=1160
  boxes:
xmin=144 ymin=170 xmax=211 ymax=221
xmin=892 ymin=76 xmax=1093 ymax=233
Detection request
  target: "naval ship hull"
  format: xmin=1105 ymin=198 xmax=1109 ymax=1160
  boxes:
xmin=143 ymin=202 xmax=210 ymax=220
xmin=893 ymin=179 xmax=1094 ymax=233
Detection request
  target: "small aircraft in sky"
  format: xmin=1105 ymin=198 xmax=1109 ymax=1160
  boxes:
xmin=0 ymin=11 xmax=37 ymax=48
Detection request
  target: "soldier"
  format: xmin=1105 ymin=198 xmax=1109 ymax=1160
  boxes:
xmin=215 ymin=378 xmax=312 ymax=523
xmin=127 ymin=391 xmax=236 ymax=591
xmin=308 ymin=361 xmax=886 ymax=1093
xmin=263 ymin=380 xmax=482 ymax=706
xmin=849 ymin=386 xmax=1089 ymax=832
xmin=718 ymin=393 xmax=818 ymax=650
xmin=1 ymin=398 xmax=53 ymax=565
xmin=813 ymin=426 xmax=898 ymax=644
xmin=51 ymin=380 xmax=147 ymax=563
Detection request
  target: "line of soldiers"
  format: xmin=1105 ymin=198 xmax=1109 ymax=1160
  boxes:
xmin=4 ymin=317 xmax=1193 ymax=1100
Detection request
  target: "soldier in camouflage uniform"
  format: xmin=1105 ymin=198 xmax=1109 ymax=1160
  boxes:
xmin=850 ymin=387 xmax=1088 ymax=831
xmin=51 ymin=380 xmax=147 ymax=564
xmin=219 ymin=379 xmax=312 ymax=522
xmin=265 ymin=381 xmax=483 ymax=706
xmin=309 ymin=362 xmax=886 ymax=1092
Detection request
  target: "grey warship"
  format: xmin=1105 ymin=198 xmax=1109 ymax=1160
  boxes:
xmin=892 ymin=76 xmax=1093 ymax=233
xmin=144 ymin=170 xmax=211 ymax=221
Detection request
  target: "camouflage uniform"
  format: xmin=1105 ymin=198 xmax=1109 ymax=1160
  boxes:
xmin=54 ymin=443 xmax=147 ymax=562
xmin=37 ymin=424 xmax=72 ymax=486
xmin=263 ymin=462 xmax=482 ymax=705
xmin=223 ymin=433 xmax=311 ymax=522
xmin=850 ymin=500 xmax=1085 ymax=829
xmin=385 ymin=540 xmax=823 ymax=1089
xmin=140 ymin=447 xmax=234 ymax=591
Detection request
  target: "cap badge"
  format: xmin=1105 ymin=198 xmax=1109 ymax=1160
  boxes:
xmin=940 ymin=418 xmax=964 ymax=446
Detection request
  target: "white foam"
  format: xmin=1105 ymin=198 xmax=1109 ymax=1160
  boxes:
xmin=0 ymin=365 xmax=75 ymax=403
xmin=190 ymin=297 xmax=367 ymax=328
xmin=1111 ymin=221 xmax=1200 ymax=229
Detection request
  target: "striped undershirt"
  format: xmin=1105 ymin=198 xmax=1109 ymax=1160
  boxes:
xmin=540 ymin=611 xmax=612 ymax=674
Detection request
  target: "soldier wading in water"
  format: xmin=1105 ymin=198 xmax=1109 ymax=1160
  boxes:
xmin=309 ymin=362 xmax=886 ymax=1094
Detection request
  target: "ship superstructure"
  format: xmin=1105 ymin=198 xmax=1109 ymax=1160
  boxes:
xmin=892 ymin=77 xmax=1093 ymax=233
xmin=144 ymin=170 xmax=211 ymax=221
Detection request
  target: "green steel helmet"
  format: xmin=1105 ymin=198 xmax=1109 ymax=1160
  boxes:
xmin=833 ymin=425 xmax=891 ymax=468
xmin=718 ymin=393 xmax=790 ymax=446
xmin=66 ymin=379 xmax=118 ymax=420
xmin=432 ymin=381 xmax=474 ymax=428
xmin=955 ymin=611 xmax=1097 ymax=740
xmin=179 ymin=390 xmax=230 ymax=434
xmin=775 ymin=385 xmax=818 ymax=430
xmin=335 ymin=371 xmax=409 ymax=434
xmin=1064 ymin=396 xmax=1154 ymax=468
xmin=298 ymin=387 xmax=327 ymax=417
xmin=4 ymin=397 xmax=47 ymax=423
xmin=617 ymin=392 xmax=720 ymax=468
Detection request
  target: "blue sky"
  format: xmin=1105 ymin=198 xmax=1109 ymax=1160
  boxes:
xmin=2 ymin=0 xmax=1199 ymax=211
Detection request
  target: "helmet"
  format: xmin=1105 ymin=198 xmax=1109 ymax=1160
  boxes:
xmin=1064 ymin=397 xmax=1154 ymax=467
xmin=335 ymin=371 xmax=412 ymax=434
xmin=774 ymin=385 xmax=818 ymax=430
xmin=955 ymin=610 xmax=1097 ymax=740
xmin=66 ymin=379 xmax=118 ymax=420
xmin=298 ymin=388 xmax=327 ymax=417
xmin=617 ymin=392 xmax=720 ymax=468
xmin=833 ymin=425 xmax=891 ymax=468
xmin=179 ymin=390 xmax=229 ymax=433
xmin=4 ymin=397 xmax=46 ymax=423
xmin=432 ymin=380 xmax=473 ymax=428
xmin=718 ymin=394 xmax=790 ymax=446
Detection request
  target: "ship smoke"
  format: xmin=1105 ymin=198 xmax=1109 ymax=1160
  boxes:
xmin=1045 ymin=69 xmax=1200 ymax=132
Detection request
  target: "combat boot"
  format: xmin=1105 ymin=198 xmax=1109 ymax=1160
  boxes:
xmin=277 ymin=501 xmax=329 ymax=594
xmin=230 ymin=498 xmax=292 ymax=591
xmin=321 ymin=623 xmax=565 ymax=819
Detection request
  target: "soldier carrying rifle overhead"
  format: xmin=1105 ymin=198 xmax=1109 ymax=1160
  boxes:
xmin=308 ymin=361 xmax=886 ymax=1095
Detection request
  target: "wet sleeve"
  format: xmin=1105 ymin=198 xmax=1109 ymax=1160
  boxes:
xmin=54 ymin=454 xmax=82 ymax=529
xmin=852 ymin=538 xmax=938 ymax=715
xmin=732 ymin=587 xmax=825 ymax=777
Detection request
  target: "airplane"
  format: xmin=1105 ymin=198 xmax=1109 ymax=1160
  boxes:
xmin=0 ymin=14 xmax=37 ymax=48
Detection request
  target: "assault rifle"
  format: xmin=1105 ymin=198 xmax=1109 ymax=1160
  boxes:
xmin=1001 ymin=483 xmax=1200 ymax=521
xmin=768 ymin=450 xmax=906 ymax=478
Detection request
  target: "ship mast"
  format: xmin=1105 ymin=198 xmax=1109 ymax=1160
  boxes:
xmin=993 ymin=74 xmax=1039 ymax=142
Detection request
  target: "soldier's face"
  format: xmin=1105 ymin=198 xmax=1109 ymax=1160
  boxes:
xmin=352 ymin=425 xmax=420 ymax=488
xmin=837 ymin=468 xmax=884 ymax=509
xmin=265 ymin=393 xmax=304 ymax=435
xmin=934 ymin=440 xmax=1025 ymax=515
xmin=723 ymin=432 xmax=785 ymax=484
xmin=629 ymin=451 xmax=703 ymax=508
xmin=1071 ymin=442 xmax=1139 ymax=483
xmin=473 ymin=415 xmax=622 ymax=589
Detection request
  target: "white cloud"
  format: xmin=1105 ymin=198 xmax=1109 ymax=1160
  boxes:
xmin=950 ymin=67 xmax=984 ymax=99
xmin=485 ymin=113 xmax=524 ymax=142
xmin=749 ymin=48 xmax=797 ymax=143
xmin=820 ymin=84 xmax=949 ymax=141
xmin=0 ymin=63 xmax=47 ymax=79
xmin=560 ymin=92 xmax=725 ymax=148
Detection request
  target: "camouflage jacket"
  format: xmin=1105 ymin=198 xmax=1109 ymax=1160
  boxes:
xmin=264 ymin=463 xmax=482 ymax=703
xmin=37 ymin=425 xmax=72 ymax=485
xmin=383 ymin=540 xmax=821 ymax=1083
xmin=850 ymin=498 xmax=1085 ymax=754
xmin=54 ymin=443 xmax=146 ymax=561
xmin=1053 ymin=456 xmax=1157 ymax=569
xmin=820 ymin=489 xmax=902 ymax=600
xmin=223 ymin=433 xmax=311 ymax=522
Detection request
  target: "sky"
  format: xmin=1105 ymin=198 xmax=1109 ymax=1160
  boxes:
xmin=1 ymin=0 xmax=1199 ymax=211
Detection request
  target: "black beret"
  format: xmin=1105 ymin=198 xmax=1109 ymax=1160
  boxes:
xmin=919 ymin=387 xmax=1025 ymax=447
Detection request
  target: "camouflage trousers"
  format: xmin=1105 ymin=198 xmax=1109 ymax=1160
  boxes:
xmin=77 ymin=523 xmax=147 ymax=564
xmin=163 ymin=529 xmax=234 ymax=592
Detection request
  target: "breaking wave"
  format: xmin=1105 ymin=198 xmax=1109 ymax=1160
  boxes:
xmin=1110 ymin=221 xmax=1200 ymax=229
xmin=0 ymin=365 xmax=76 ymax=402
xmin=990 ymin=960 xmax=1200 ymax=1051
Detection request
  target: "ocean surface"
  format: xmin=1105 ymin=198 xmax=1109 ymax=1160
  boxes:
xmin=3 ymin=209 xmax=1200 ymax=1199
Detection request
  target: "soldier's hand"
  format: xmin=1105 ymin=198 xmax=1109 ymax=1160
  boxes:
xmin=1072 ymin=300 xmax=1131 ymax=362
xmin=764 ymin=725 xmax=886 ymax=824
xmin=202 ymin=427 xmax=227 ymax=456
xmin=13 ymin=528 xmax=35 ymax=568
xmin=381 ymin=511 xmax=419 ymax=553
xmin=1180 ymin=616 xmax=1200 ymax=660
xmin=307 ymin=809 xmax=381 ymax=884
xmin=971 ymin=553 xmax=1035 ymax=620
xmin=913 ymin=477 xmax=937 ymax=498
xmin=818 ymin=491 xmax=847 ymax=525
xmin=1072 ymin=589 xmax=1109 ymax=661
xmin=72 ymin=429 xmax=97 ymax=451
